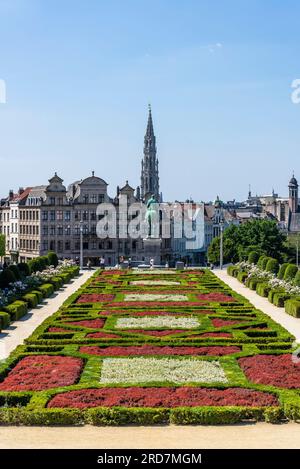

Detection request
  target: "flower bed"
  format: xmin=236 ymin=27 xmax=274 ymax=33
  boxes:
xmin=211 ymin=319 xmax=242 ymax=328
xmin=239 ymin=354 xmax=300 ymax=388
xmin=115 ymin=316 xmax=200 ymax=329
xmin=65 ymin=319 xmax=105 ymax=329
xmin=77 ymin=294 xmax=115 ymax=303
xmin=130 ymin=280 xmax=180 ymax=286
xmin=197 ymin=293 xmax=236 ymax=303
xmin=48 ymin=386 xmax=278 ymax=409
xmin=124 ymin=294 xmax=189 ymax=302
xmin=0 ymin=355 xmax=83 ymax=391
xmin=99 ymin=357 xmax=228 ymax=384
xmin=79 ymin=345 xmax=240 ymax=356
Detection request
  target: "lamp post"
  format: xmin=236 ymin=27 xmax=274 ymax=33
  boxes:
xmin=80 ymin=220 xmax=83 ymax=270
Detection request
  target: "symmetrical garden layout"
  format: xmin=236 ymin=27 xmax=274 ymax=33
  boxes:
xmin=1 ymin=269 xmax=300 ymax=425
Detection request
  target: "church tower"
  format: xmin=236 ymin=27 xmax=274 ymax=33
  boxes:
xmin=140 ymin=105 xmax=159 ymax=201
xmin=289 ymin=173 xmax=299 ymax=214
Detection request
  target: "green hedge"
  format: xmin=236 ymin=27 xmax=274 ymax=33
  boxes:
xmin=248 ymin=278 xmax=263 ymax=290
xmin=38 ymin=283 xmax=55 ymax=298
xmin=294 ymin=271 xmax=300 ymax=287
xmin=257 ymin=255 xmax=267 ymax=269
xmin=31 ymin=290 xmax=43 ymax=303
xmin=273 ymin=292 xmax=291 ymax=308
xmin=266 ymin=258 xmax=279 ymax=274
xmin=256 ymin=282 xmax=271 ymax=298
xmin=5 ymin=301 xmax=28 ymax=320
xmin=284 ymin=264 xmax=299 ymax=282
xmin=248 ymin=251 xmax=260 ymax=264
xmin=278 ymin=263 xmax=289 ymax=280
xmin=0 ymin=311 xmax=10 ymax=329
xmin=22 ymin=293 xmax=39 ymax=309
xmin=237 ymin=271 xmax=248 ymax=283
xmin=49 ymin=277 xmax=64 ymax=289
xmin=285 ymin=299 xmax=300 ymax=318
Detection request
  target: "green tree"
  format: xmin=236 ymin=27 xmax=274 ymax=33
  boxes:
xmin=208 ymin=220 xmax=287 ymax=265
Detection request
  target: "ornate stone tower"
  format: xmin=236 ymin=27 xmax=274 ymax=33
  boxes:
xmin=289 ymin=173 xmax=299 ymax=214
xmin=140 ymin=105 xmax=159 ymax=201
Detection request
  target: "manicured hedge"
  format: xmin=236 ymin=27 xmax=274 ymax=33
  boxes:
xmin=49 ymin=277 xmax=64 ymax=290
xmin=278 ymin=263 xmax=289 ymax=280
xmin=273 ymin=292 xmax=291 ymax=308
xmin=5 ymin=301 xmax=28 ymax=320
xmin=284 ymin=264 xmax=299 ymax=282
xmin=248 ymin=251 xmax=260 ymax=264
xmin=237 ymin=272 xmax=248 ymax=283
xmin=38 ymin=283 xmax=55 ymax=298
xmin=285 ymin=299 xmax=300 ymax=318
xmin=22 ymin=293 xmax=39 ymax=309
xmin=266 ymin=258 xmax=279 ymax=274
xmin=256 ymin=282 xmax=271 ymax=298
xmin=0 ymin=312 xmax=10 ymax=329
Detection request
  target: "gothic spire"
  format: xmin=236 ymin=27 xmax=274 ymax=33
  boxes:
xmin=141 ymin=105 xmax=159 ymax=200
xmin=146 ymin=104 xmax=154 ymax=137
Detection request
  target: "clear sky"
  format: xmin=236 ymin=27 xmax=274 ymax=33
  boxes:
xmin=0 ymin=0 xmax=299 ymax=202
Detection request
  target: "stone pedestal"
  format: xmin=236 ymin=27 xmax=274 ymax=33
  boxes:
xmin=143 ymin=237 xmax=162 ymax=265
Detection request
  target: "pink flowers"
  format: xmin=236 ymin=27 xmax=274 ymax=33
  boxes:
xmin=65 ymin=319 xmax=105 ymax=329
xmin=197 ymin=293 xmax=236 ymax=303
xmin=239 ymin=354 xmax=300 ymax=388
xmin=211 ymin=319 xmax=241 ymax=328
xmin=48 ymin=386 xmax=278 ymax=409
xmin=0 ymin=355 xmax=83 ymax=391
xmin=79 ymin=345 xmax=241 ymax=356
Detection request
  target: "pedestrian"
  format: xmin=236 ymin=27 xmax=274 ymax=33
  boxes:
xmin=100 ymin=256 xmax=105 ymax=269
xmin=87 ymin=259 xmax=92 ymax=270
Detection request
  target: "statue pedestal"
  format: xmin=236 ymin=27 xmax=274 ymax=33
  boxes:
xmin=143 ymin=237 xmax=162 ymax=265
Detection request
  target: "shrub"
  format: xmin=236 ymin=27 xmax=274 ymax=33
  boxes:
xmin=48 ymin=251 xmax=58 ymax=267
xmin=0 ymin=269 xmax=16 ymax=288
xmin=5 ymin=301 xmax=28 ymax=320
xmin=273 ymin=292 xmax=291 ymax=307
xmin=278 ymin=263 xmax=289 ymax=280
xmin=266 ymin=258 xmax=279 ymax=274
xmin=256 ymin=282 xmax=271 ymax=298
xmin=17 ymin=262 xmax=31 ymax=277
xmin=31 ymin=290 xmax=43 ymax=303
xmin=227 ymin=266 xmax=235 ymax=276
xmin=49 ymin=276 xmax=63 ymax=289
xmin=268 ymin=289 xmax=284 ymax=304
xmin=38 ymin=283 xmax=54 ymax=298
xmin=261 ymin=257 xmax=271 ymax=270
xmin=0 ymin=311 xmax=10 ymax=329
xmin=7 ymin=265 xmax=21 ymax=281
xmin=237 ymin=271 xmax=248 ymax=283
xmin=22 ymin=293 xmax=39 ymax=309
xmin=248 ymin=251 xmax=260 ymax=264
xmin=283 ymin=264 xmax=298 ymax=282
xmin=58 ymin=272 xmax=72 ymax=283
xmin=257 ymin=255 xmax=267 ymax=269
xmin=285 ymin=299 xmax=300 ymax=318
xmin=248 ymin=278 xmax=263 ymax=290
xmin=294 ymin=270 xmax=300 ymax=287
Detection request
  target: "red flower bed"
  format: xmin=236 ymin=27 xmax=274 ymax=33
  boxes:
xmin=125 ymin=329 xmax=186 ymax=337
xmin=77 ymin=294 xmax=115 ymax=303
xmin=86 ymin=332 xmax=120 ymax=339
xmin=0 ymin=355 xmax=83 ymax=391
xmin=48 ymin=386 xmax=278 ymax=409
xmin=48 ymin=327 xmax=74 ymax=333
xmin=212 ymin=319 xmax=241 ymax=328
xmin=107 ymin=302 xmax=198 ymax=307
xmin=198 ymin=332 xmax=233 ymax=338
xmin=65 ymin=319 xmax=105 ymax=329
xmin=197 ymin=293 xmax=236 ymax=303
xmin=239 ymin=354 xmax=300 ymax=389
xmin=79 ymin=345 xmax=240 ymax=356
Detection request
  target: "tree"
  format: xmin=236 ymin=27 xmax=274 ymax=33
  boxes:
xmin=207 ymin=220 xmax=287 ymax=265
xmin=0 ymin=234 xmax=5 ymax=259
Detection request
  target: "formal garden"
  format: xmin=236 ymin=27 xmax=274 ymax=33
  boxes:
xmin=0 ymin=267 xmax=300 ymax=426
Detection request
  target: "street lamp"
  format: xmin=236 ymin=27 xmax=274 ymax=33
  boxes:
xmin=219 ymin=213 xmax=224 ymax=270
xmin=80 ymin=220 xmax=83 ymax=270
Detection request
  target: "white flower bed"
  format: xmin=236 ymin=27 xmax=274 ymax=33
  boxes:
xmin=100 ymin=357 xmax=228 ymax=384
xmin=130 ymin=280 xmax=180 ymax=286
xmin=132 ymin=270 xmax=177 ymax=274
xmin=115 ymin=316 xmax=200 ymax=329
xmin=124 ymin=293 xmax=188 ymax=302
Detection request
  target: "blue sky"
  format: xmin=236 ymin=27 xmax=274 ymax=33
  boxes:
xmin=0 ymin=0 xmax=300 ymax=202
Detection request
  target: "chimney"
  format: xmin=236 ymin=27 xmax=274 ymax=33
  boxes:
xmin=9 ymin=190 xmax=14 ymax=200
xmin=18 ymin=187 xmax=24 ymax=195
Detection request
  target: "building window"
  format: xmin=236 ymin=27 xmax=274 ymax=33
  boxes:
xmin=50 ymin=211 xmax=55 ymax=221
xmin=98 ymin=194 xmax=104 ymax=203
xmin=57 ymin=225 xmax=63 ymax=235
xmin=82 ymin=210 xmax=88 ymax=221
xmin=83 ymin=194 xmax=89 ymax=204
xmin=50 ymin=240 xmax=55 ymax=251
xmin=42 ymin=211 xmax=48 ymax=221
xmin=75 ymin=241 xmax=80 ymax=250
xmin=90 ymin=194 xmax=97 ymax=204
xmin=91 ymin=211 xmax=96 ymax=221
xmin=91 ymin=225 xmax=96 ymax=234
xmin=74 ymin=210 xmax=80 ymax=221
xmin=65 ymin=211 xmax=71 ymax=221
xmin=50 ymin=197 xmax=55 ymax=205
xmin=58 ymin=197 xmax=63 ymax=205
xmin=74 ymin=225 xmax=80 ymax=236
xmin=83 ymin=224 xmax=88 ymax=235
xmin=57 ymin=240 xmax=63 ymax=252
xmin=57 ymin=210 xmax=63 ymax=221
xmin=91 ymin=241 xmax=97 ymax=249
xmin=83 ymin=242 xmax=89 ymax=249
xmin=42 ymin=241 xmax=48 ymax=251
xmin=50 ymin=225 xmax=56 ymax=235
xmin=42 ymin=226 xmax=48 ymax=236
xmin=65 ymin=241 xmax=71 ymax=251
xmin=65 ymin=225 xmax=71 ymax=236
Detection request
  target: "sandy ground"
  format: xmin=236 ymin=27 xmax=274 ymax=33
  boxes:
xmin=214 ymin=268 xmax=300 ymax=343
xmin=0 ymin=270 xmax=95 ymax=360
xmin=0 ymin=423 xmax=299 ymax=449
